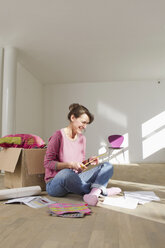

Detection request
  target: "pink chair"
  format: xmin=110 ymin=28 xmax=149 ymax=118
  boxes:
xmin=108 ymin=135 xmax=124 ymax=160
xmin=108 ymin=135 xmax=124 ymax=149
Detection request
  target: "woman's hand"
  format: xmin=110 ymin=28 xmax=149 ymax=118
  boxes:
xmin=69 ymin=162 xmax=87 ymax=172
xmin=89 ymin=156 xmax=99 ymax=166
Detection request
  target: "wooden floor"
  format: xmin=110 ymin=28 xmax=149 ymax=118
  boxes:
xmin=0 ymin=174 xmax=165 ymax=248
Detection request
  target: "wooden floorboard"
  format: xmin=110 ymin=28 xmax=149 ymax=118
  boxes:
xmin=0 ymin=174 xmax=165 ymax=248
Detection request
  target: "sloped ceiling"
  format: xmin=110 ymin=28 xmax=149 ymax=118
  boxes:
xmin=0 ymin=0 xmax=165 ymax=84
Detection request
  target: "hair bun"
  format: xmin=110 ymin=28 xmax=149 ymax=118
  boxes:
xmin=68 ymin=103 xmax=94 ymax=124
xmin=69 ymin=103 xmax=79 ymax=111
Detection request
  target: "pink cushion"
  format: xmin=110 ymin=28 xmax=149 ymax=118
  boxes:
xmin=0 ymin=134 xmax=46 ymax=149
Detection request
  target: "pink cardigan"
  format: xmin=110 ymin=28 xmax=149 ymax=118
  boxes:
xmin=44 ymin=129 xmax=86 ymax=182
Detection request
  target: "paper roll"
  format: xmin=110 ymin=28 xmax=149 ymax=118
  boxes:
xmin=0 ymin=186 xmax=42 ymax=200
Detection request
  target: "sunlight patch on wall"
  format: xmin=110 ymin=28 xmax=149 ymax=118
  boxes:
xmin=110 ymin=149 xmax=129 ymax=164
xmin=142 ymin=111 xmax=165 ymax=159
xmin=98 ymin=145 xmax=107 ymax=155
xmin=122 ymin=132 xmax=129 ymax=147
xmin=142 ymin=111 xmax=165 ymax=137
xmin=98 ymin=102 xmax=127 ymax=127
xmin=142 ymin=128 xmax=165 ymax=159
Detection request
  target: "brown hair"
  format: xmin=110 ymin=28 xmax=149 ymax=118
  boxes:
xmin=68 ymin=103 xmax=94 ymax=124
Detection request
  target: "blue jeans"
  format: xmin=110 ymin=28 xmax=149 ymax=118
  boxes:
xmin=46 ymin=162 xmax=113 ymax=197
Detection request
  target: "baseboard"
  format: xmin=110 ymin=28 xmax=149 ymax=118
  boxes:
xmin=112 ymin=163 xmax=165 ymax=186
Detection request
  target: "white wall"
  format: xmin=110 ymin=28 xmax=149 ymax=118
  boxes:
xmin=16 ymin=63 xmax=44 ymax=138
xmin=0 ymin=48 xmax=3 ymax=137
xmin=44 ymin=81 xmax=165 ymax=163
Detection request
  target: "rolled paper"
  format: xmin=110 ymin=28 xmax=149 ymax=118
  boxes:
xmin=0 ymin=186 xmax=41 ymax=200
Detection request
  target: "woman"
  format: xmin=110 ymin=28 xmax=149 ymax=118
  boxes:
xmin=44 ymin=103 xmax=121 ymax=206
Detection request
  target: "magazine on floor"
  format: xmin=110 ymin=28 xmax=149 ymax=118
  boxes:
xmin=4 ymin=196 xmax=56 ymax=208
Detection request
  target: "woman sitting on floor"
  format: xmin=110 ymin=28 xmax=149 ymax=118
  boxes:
xmin=44 ymin=103 xmax=121 ymax=206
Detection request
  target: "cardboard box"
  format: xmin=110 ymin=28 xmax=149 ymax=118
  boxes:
xmin=0 ymin=148 xmax=46 ymax=190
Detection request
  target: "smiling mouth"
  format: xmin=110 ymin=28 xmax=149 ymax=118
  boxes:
xmin=79 ymin=127 xmax=85 ymax=133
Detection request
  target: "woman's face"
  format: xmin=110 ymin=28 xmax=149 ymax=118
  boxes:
xmin=71 ymin=113 xmax=90 ymax=134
